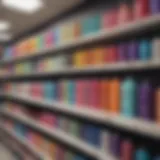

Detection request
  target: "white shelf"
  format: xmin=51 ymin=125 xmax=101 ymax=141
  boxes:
xmin=0 ymin=109 xmax=117 ymax=160
xmin=1 ymin=14 xmax=160 ymax=65
xmin=1 ymin=60 xmax=160 ymax=81
xmin=0 ymin=124 xmax=44 ymax=160
xmin=5 ymin=93 xmax=160 ymax=139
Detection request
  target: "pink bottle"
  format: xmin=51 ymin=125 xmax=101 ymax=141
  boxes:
xmin=102 ymin=9 xmax=118 ymax=29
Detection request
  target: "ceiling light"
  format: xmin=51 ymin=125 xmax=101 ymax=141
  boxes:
xmin=0 ymin=21 xmax=10 ymax=31
xmin=2 ymin=0 xmax=43 ymax=14
xmin=0 ymin=33 xmax=12 ymax=41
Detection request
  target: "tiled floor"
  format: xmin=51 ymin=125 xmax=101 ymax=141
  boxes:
xmin=0 ymin=143 xmax=14 ymax=160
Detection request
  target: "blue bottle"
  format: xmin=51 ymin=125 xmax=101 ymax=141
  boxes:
xmin=92 ymin=126 xmax=101 ymax=147
xmin=54 ymin=27 xmax=60 ymax=44
xmin=51 ymin=82 xmax=57 ymax=100
xmin=139 ymin=40 xmax=152 ymax=60
xmin=121 ymin=77 xmax=137 ymax=117
xmin=83 ymin=124 xmax=93 ymax=145
xmin=44 ymin=81 xmax=55 ymax=100
xmin=135 ymin=148 xmax=151 ymax=160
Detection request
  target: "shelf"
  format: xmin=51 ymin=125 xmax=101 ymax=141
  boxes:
xmin=0 ymin=61 xmax=160 ymax=81
xmin=4 ymin=93 xmax=160 ymax=140
xmin=1 ymin=14 xmax=160 ymax=66
xmin=0 ymin=124 xmax=44 ymax=160
xmin=0 ymin=133 xmax=27 ymax=159
xmin=0 ymin=109 xmax=117 ymax=160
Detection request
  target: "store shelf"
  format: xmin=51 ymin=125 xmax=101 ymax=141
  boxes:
xmin=0 ymin=124 xmax=44 ymax=160
xmin=0 ymin=109 xmax=117 ymax=160
xmin=0 ymin=143 xmax=15 ymax=160
xmin=1 ymin=60 xmax=160 ymax=81
xmin=3 ymin=93 xmax=160 ymax=140
xmin=1 ymin=14 xmax=160 ymax=66
xmin=0 ymin=133 xmax=26 ymax=160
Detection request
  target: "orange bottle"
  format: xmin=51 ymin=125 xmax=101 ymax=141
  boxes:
xmin=109 ymin=78 xmax=120 ymax=113
xmin=155 ymin=88 xmax=160 ymax=124
xmin=47 ymin=142 xmax=56 ymax=159
xmin=92 ymin=47 xmax=104 ymax=65
xmin=34 ymin=134 xmax=43 ymax=151
xmin=100 ymin=79 xmax=110 ymax=111
xmin=80 ymin=50 xmax=88 ymax=67
xmin=87 ymin=49 xmax=93 ymax=66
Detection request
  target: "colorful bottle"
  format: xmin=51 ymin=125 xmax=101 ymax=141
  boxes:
xmin=44 ymin=82 xmax=54 ymax=100
xmin=121 ymin=139 xmax=134 ymax=160
xmin=67 ymin=80 xmax=75 ymax=104
xmin=135 ymin=148 xmax=151 ymax=160
xmin=92 ymin=47 xmax=104 ymax=65
xmin=118 ymin=3 xmax=132 ymax=25
xmin=65 ymin=152 xmax=74 ymax=160
xmin=69 ymin=120 xmax=81 ymax=138
xmin=100 ymin=79 xmax=110 ymax=111
xmin=102 ymin=9 xmax=118 ymax=28
xmin=155 ymin=88 xmax=160 ymax=124
xmin=139 ymin=40 xmax=151 ymax=60
xmin=101 ymin=130 xmax=111 ymax=154
xmin=121 ymin=77 xmax=137 ymax=117
xmin=110 ymin=134 xmax=121 ymax=157
xmin=107 ymin=45 xmax=118 ymax=63
xmin=118 ymin=43 xmax=128 ymax=61
xmin=90 ymin=79 xmax=101 ymax=109
xmin=150 ymin=0 xmax=160 ymax=15
xmin=82 ymin=14 xmax=101 ymax=35
xmin=138 ymin=81 xmax=153 ymax=120
xmin=133 ymin=0 xmax=149 ymax=19
xmin=74 ymin=155 xmax=88 ymax=160
xmin=152 ymin=38 xmax=160 ymax=61
xmin=109 ymin=78 xmax=120 ymax=113
xmin=128 ymin=41 xmax=139 ymax=61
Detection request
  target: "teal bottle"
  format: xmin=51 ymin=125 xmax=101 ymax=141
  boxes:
xmin=135 ymin=149 xmax=151 ymax=160
xmin=44 ymin=81 xmax=54 ymax=100
xmin=121 ymin=77 xmax=137 ymax=117
xmin=74 ymin=155 xmax=88 ymax=160
xmin=68 ymin=81 xmax=75 ymax=104
xmin=82 ymin=14 xmax=101 ymax=35
xmin=139 ymin=40 xmax=152 ymax=60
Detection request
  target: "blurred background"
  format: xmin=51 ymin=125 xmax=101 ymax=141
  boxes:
xmin=0 ymin=0 xmax=159 ymax=159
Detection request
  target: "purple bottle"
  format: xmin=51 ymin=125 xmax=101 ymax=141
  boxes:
xmin=138 ymin=81 xmax=153 ymax=120
xmin=128 ymin=41 xmax=139 ymax=61
xmin=118 ymin=43 xmax=128 ymax=61
xmin=150 ymin=0 xmax=160 ymax=15
xmin=110 ymin=134 xmax=121 ymax=157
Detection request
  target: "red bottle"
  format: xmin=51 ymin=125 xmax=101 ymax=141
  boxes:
xmin=133 ymin=0 xmax=149 ymax=20
xmin=121 ymin=140 xmax=134 ymax=160
xmin=88 ymin=79 xmax=101 ymax=109
xmin=107 ymin=45 xmax=118 ymax=63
